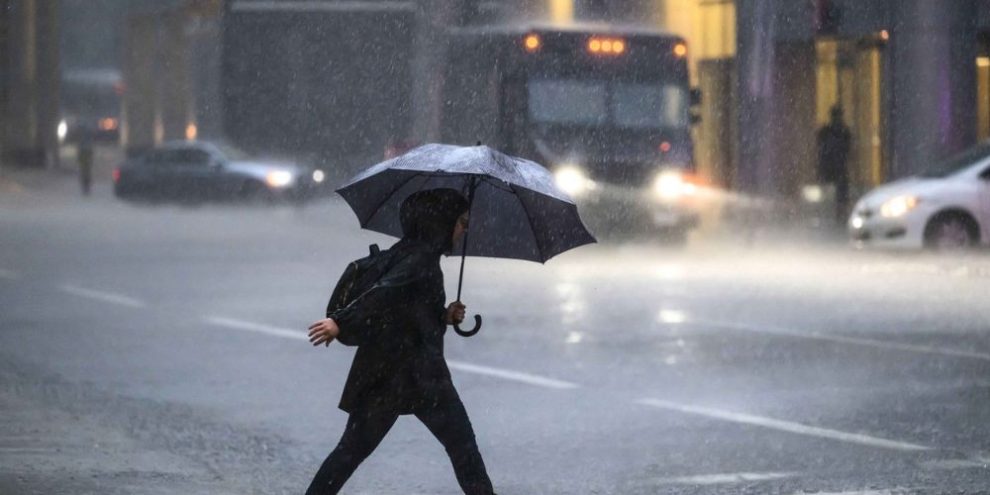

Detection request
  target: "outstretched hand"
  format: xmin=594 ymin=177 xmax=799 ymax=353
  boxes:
xmin=308 ymin=318 xmax=340 ymax=347
xmin=445 ymin=301 xmax=466 ymax=326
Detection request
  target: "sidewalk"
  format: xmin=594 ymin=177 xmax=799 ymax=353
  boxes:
xmin=0 ymin=145 xmax=122 ymax=206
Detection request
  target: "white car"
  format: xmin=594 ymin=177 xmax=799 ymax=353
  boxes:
xmin=849 ymin=142 xmax=990 ymax=250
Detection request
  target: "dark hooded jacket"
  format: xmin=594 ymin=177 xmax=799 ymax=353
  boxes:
xmin=328 ymin=189 xmax=469 ymax=414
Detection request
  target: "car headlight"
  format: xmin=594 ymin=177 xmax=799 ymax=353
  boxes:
xmin=265 ymin=170 xmax=294 ymax=188
xmin=879 ymin=195 xmax=919 ymax=218
xmin=312 ymin=169 xmax=325 ymax=183
xmin=554 ymin=166 xmax=595 ymax=197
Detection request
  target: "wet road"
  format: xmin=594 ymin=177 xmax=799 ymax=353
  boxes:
xmin=2 ymin=187 xmax=990 ymax=494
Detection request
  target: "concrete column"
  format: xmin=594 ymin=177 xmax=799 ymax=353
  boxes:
xmin=122 ymin=14 xmax=158 ymax=154
xmin=159 ymin=11 xmax=190 ymax=142
xmin=2 ymin=0 xmax=59 ymax=167
xmin=411 ymin=0 xmax=462 ymax=142
xmin=734 ymin=0 xmax=818 ymax=197
xmin=734 ymin=0 xmax=781 ymax=195
xmin=888 ymin=0 xmax=977 ymax=178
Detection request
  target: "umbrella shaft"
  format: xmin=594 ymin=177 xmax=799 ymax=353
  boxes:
xmin=456 ymin=177 xmax=477 ymax=302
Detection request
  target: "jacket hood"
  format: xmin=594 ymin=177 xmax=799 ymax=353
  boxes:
xmin=399 ymin=188 xmax=469 ymax=254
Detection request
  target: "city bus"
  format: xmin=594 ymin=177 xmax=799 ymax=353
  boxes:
xmin=441 ymin=24 xmax=702 ymax=242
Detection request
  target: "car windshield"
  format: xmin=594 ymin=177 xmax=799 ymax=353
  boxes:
xmin=918 ymin=142 xmax=990 ymax=178
xmin=212 ymin=142 xmax=252 ymax=161
xmin=527 ymin=79 xmax=688 ymax=129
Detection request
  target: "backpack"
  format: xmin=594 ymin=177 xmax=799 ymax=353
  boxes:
xmin=325 ymin=244 xmax=395 ymax=318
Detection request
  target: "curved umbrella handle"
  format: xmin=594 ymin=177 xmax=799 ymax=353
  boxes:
xmin=453 ymin=314 xmax=483 ymax=337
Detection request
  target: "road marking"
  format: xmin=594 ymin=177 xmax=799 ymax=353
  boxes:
xmin=0 ymin=446 xmax=60 ymax=454
xmin=919 ymin=458 xmax=990 ymax=470
xmin=230 ymin=1 xmax=415 ymax=13
xmin=205 ymin=316 xmax=579 ymax=390
xmin=650 ymin=471 xmax=798 ymax=486
xmin=794 ymin=489 xmax=916 ymax=495
xmin=637 ymin=398 xmax=931 ymax=452
xmin=446 ymin=360 xmax=579 ymax=390
xmin=205 ymin=316 xmax=303 ymax=340
xmin=58 ymin=284 xmax=147 ymax=308
xmin=693 ymin=319 xmax=990 ymax=362
xmin=0 ymin=268 xmax=18 ymax=280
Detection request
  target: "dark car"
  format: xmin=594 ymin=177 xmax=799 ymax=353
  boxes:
xmin=113 ymin=141 xmax=327 ymax=204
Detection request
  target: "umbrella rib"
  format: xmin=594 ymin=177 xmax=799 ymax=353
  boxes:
xmin=511 ymin=185 xmax=547 ymax=263
xmin=479 ymin=176 xmax=515 ymax=194
xmin=360 ymin=171 xmax=426 ymax=227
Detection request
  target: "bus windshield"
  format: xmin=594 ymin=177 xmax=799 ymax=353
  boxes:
xmin=528 ymin=79 xmax=688 ymax=129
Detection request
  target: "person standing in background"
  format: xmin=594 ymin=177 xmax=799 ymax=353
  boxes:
xmin=77 ymin=129 xmax=94 ymax=196
xmin=817 ymin=105 xmax=853 ymax=224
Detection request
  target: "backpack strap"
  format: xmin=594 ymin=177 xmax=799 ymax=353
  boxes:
xmin=335 ymin=246 xmax=416 ymax=314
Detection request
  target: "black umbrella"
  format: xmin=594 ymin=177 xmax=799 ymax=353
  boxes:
xmin=336 ymin=143 xmax=596 ymax=336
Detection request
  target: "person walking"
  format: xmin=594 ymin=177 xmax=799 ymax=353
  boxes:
xmin=77 ymin=129 xmax=94 ymax=196
xmin=305 ymin=188 xmax=495 ymax=495
xmin=817 ymin=105 xmax=853 ymax=224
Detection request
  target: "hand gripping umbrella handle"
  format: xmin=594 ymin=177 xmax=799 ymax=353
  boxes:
xmin=453 ymin=314 xmax=483 ymax=337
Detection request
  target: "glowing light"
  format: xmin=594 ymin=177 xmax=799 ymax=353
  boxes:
xmin=265 ymin=170 xmax=293 ymax=188
xmin=978 ymin=57 xmax=990 ymax=68
xmin=657 ymin=309 xmax=688 ymax=324
xmin=555 ymin=166 xmax=593 ymax=197
xmin=659 ymin=141 xmax=672 ymax=153
xmin=588 ymin=37 xmax=626 ymax=55
xmin=565 ymin=331 xmax=583 ymax=344
xmin=185 ymin=123 xmax=198 ymax=141
xmin=801 ymin=185 xmax=824 ymax=203
xmin=57 ymin=120 xmax=68 ymax=141
xmin=524 ymin=34 xmax=541 ymax=52
xmin=312 ymin=169 xmax=325 ymax=183
xmin=879 ymin=30 xmax=890 ymax=41
xmin=549 ymin=0 xmax=574 ymax=24
xmin=98 ymin=117 xmax=118 ymax=131
xmin=850 ymin=216 xmax=865 ymax=229
xmin=673 ymin=43 xmax=688 ymax=58
xmin=880 ymin=195 xmax=919 ymax=218
xmin=654 ymin=170 xmax=686 ymax=201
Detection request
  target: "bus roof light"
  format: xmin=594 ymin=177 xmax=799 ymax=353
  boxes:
xmin=524 ymin=34 xmax=541 ymax=52
xmin=588 ymin=37 xmax=626 ymax=55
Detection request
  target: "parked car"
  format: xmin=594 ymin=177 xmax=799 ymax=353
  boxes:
xmin=113 ymin=141 xmax=327 ymax=204
xmin=849 ymin=142 xmax=990 ymax=250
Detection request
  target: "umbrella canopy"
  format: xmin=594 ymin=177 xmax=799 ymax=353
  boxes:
xmin=337 ymin=143 xmax=596 ymax=263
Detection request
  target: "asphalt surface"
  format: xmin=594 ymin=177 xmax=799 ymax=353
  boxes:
xmin=2 ymin=169 xmax=990 ymax=494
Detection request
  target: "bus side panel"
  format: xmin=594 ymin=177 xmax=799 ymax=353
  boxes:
xmin=222 ymin=9 xmax=414 ymax=164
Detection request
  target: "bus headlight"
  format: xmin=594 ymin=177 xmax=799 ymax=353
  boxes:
xmin=555 ymin=166 xmax=595 ymax=197
xmin=653 ymin=170 xmax=695 ymax=202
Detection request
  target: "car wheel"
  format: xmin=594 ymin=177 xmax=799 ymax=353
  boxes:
xmin=924 ymin=213 xmax=979 ymax=251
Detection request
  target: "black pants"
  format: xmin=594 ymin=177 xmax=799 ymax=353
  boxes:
xmin=306 ymin=397 xmax=494 ymax=495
